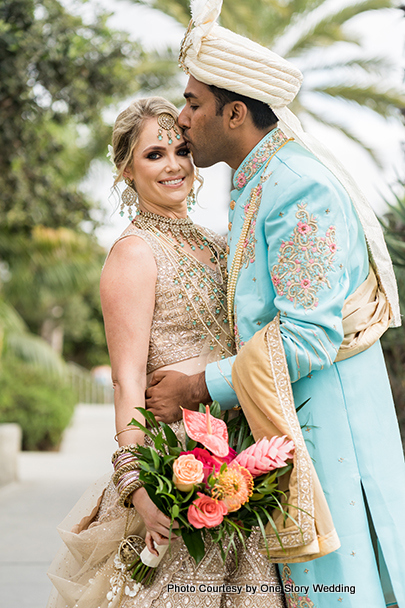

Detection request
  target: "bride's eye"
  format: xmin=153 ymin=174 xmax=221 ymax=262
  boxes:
xmin=177 ymin=147 xmax=190 ymax=156
xmin=147 ymin=152 xmax=161 ymax=160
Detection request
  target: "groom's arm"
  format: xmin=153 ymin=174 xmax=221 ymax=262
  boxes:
xmin=145 ymin=358 xmax=239 ymax=423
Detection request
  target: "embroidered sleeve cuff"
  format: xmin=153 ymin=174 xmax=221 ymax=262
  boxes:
xmin=205 ymin=357 xmax=239 ymax=410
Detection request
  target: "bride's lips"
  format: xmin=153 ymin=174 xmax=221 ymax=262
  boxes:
xmin=158 ymin=176 xmax=186 ymax=188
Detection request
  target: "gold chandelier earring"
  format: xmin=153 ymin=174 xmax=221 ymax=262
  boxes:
xmin=187 ymin=168 xmax=203 ymax=213
xmin=120 ymin=178 xmax=139 ymax=221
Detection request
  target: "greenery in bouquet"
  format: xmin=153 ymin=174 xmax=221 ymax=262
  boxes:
xmin=127 ymin=403 xmax=295 ymax=584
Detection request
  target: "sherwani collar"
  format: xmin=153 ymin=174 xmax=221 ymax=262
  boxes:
xmin=233 ymin=127 xmax=290 ymax=191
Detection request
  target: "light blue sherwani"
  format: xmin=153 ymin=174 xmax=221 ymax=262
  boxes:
xmin=205 ymin=128 xmax=405 ymax=608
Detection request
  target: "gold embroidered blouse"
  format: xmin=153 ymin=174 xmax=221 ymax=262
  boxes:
xmin=111 ymin=221 xmax=235 ymax=375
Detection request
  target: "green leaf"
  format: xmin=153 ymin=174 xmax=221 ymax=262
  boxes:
xmin=186 ymin=439 xmax=198 ymax=450
xmin=135 ymin=407 xmax=160 ymax=430
xmin=181 ymin=528 xmax=205 ymax=564
xmin=172 ymin=504 xmax=180 ymax=518
xmin=295 ymin=398 xmax=310 ymax=414
xmin=159 ymin=422 xmax=180 ymax=448
xmin=128 ymin=418 xmax=156 ymax=440
xmin=209 ymin=401 xmax=222 ymax=419
xmin=151 ymin=449 xmax=160 ymax=470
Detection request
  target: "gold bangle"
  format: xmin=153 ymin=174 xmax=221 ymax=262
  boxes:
xmin=118 ymin=480 xmax=144 ymax=508
xmin=114 ymin=428 xmax=135 ymax=442
xmin=112 ymin=462 xmax=140 ymax=486
xmin=112 ymin=444 xmax=138 ymax=465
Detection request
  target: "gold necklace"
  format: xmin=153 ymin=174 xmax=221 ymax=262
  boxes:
xmin=136 ymin=221 xmax=234 ymax=358
xmin=134 ymin=210 xmax=207 ymax=251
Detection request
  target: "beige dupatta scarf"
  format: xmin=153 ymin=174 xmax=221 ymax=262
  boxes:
xmin=231 ymin=266 xmax=392 ymax=563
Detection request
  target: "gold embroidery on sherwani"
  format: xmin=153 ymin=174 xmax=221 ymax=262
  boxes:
xmin=271 ymin=203 xmax=337 ymax=311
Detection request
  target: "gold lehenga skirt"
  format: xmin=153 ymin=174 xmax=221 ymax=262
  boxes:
xmin=47 ymin=472 xmax=286 ymax=608
xmin=47 ymin=358 xmax=286 ymax=608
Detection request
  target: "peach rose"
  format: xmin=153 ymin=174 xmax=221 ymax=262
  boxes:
xmin=187 ymin=492 xmax=228 ymax=529
xmin=172 ymin=454 xmax=204 ymax=492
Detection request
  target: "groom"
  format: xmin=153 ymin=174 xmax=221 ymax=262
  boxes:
xmin=146 ymin=5 xmax=405 ymax=608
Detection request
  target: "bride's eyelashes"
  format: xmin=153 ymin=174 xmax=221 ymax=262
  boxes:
xmin=145 ymin=146 xmax=191 ymax=161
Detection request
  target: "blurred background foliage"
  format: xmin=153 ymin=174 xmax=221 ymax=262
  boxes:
xmin=0 ymin=0 xmax=404 ymax=448
xmin=380 ymin=182 xmax=405 ymax=437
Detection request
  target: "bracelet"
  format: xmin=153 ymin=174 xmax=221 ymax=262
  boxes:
xmin=118 ymin=479 xmax=144 ymax=508
xmin=116 ymin=471 xmax=141 ymax=495
xmin=113 ymin=452 xmax=138 ymax=471
xmin=114 ymin=427 xmax=135 ymax=443
xmin=112 ymin=444 xmax=137 ymax=465
xmin=112 ymin=462 xmax=140 ymax=486
xmin=111 ymin=444 xmax=144 ymax=508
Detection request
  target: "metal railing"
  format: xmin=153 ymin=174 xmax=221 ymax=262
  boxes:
xmin=66 ymin=362 xmax=114 ymax=404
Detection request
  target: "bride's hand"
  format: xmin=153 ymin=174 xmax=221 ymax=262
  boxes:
xmin=131 ymin=487 xmax=180 ymax=556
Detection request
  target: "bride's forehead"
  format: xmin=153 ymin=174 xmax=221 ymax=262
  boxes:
xmin=136 ymin=116 xmax=183 ymax=149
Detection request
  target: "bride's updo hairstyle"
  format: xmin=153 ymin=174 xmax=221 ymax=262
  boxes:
xmin=111 ymin=97 xmax=179 ymax=187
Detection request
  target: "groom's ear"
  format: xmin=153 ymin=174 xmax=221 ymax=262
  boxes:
xmin=226 ymin=101 xmax=249 ymax=130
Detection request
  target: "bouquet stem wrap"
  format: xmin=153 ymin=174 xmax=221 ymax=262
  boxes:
xmin=139 ymin=544 xmax=169 ymax=568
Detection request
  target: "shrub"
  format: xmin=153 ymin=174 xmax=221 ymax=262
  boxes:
xmin=0 ymin=358 xmax=76 ymax=450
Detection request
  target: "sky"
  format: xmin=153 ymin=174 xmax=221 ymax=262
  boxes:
xmin=76 ymin=0 xmax=405 ymax=248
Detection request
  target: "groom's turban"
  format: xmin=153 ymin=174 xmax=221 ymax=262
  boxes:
xmin=179 ymin=0 xmax=303 ymax=109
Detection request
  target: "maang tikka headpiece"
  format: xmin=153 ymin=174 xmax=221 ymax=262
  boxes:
xmin=157 ymin=113 xmax=181 ymax=145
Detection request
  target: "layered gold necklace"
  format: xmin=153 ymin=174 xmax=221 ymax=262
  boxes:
xmin=134 ymin=211 xmax=234 ymax=359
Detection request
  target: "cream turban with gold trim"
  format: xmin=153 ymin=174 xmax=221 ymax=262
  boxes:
xmin=179 ymin=0 xmax=401 ymax=327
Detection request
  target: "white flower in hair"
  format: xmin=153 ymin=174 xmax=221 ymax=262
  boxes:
xmin=106 ymin=144 xmax=120 ymax=180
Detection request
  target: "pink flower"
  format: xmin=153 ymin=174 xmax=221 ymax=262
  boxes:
xmin=329 ymin=243 xmax=337 ymax=253
xmin=272 ymin=276 xmax=281 ymax=287
xmin=180 ymin=447 xmax=236 ymax=483
xmin=233 ymin=436 xmax=295 ymax=477
xmin=297 ymin=222 xmax=311 ymax=235
xmin=187 ymin=493 xmax=228 ymax=528
xmin=237 ymin=174 xmax=246 ymax=188
xmin=183 ymin=406 xmax=229 ymax=457
xmin=300 ymin=278 xmax=311 ymax=289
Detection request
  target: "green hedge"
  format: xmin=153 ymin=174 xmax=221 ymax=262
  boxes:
xmin=0 ymin=358 xmax=76 ymax=450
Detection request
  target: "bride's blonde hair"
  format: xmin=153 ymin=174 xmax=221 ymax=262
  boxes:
xmin=111 ymin=97 xmax=179 ymax=187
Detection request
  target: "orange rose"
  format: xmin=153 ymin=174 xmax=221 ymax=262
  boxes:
xmin=173 ymin=454 xmax=204 ymax=492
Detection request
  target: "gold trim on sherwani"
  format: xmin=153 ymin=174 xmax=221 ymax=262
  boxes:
xmin=231 ymin=315 xmax=340 ymax=563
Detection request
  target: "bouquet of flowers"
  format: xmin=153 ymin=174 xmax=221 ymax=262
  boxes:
xmin=126 ymin=402 xmax=295 ymax=584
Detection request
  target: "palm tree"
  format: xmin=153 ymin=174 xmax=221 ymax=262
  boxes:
xmin=131 ymin=0 xmax=405 ymax=165
xmin=0 ymin=298 xmax=65 ymax=373
xmin=0 ymin=226 xmax=104 ymax=358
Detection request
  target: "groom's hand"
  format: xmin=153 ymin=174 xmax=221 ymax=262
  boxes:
xmin=145 ymin=370 xmax=211 ymax=423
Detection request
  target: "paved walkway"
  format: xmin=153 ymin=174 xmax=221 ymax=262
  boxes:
xmin=0 ymin=403 xmax=116 ymax=608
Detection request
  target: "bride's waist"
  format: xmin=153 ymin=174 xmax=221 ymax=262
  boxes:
xmin=146 ymin=354 xmax=210 ymax=386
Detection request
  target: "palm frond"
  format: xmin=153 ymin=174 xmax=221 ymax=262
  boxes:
xmin=300 ymin=109 xmax=383 ymax=167
xmin=276 ymin=0 xmax=392 ymax=57
xmin=0 ymin=300 xmax=27 ymax=334
xmin=303 ymin=55 xmax=394 ymax=76
xmin=312 ymin=84 xmax=405 ymax=117
xmin=132 ymin=0 xmax=191 ymax=26
xmin=5 ymin=332 xmax=66 ymax=374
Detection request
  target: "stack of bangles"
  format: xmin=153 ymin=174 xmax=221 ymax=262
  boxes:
xmin=112 ymin=445 xmax=144 ymax=508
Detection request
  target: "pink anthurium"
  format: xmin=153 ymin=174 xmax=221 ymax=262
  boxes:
xmin=183 ymin=406 xmax=229 ymax=457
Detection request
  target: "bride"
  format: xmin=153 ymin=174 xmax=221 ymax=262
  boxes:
xmin=46 ymin=96 xmax=286 ymax=608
